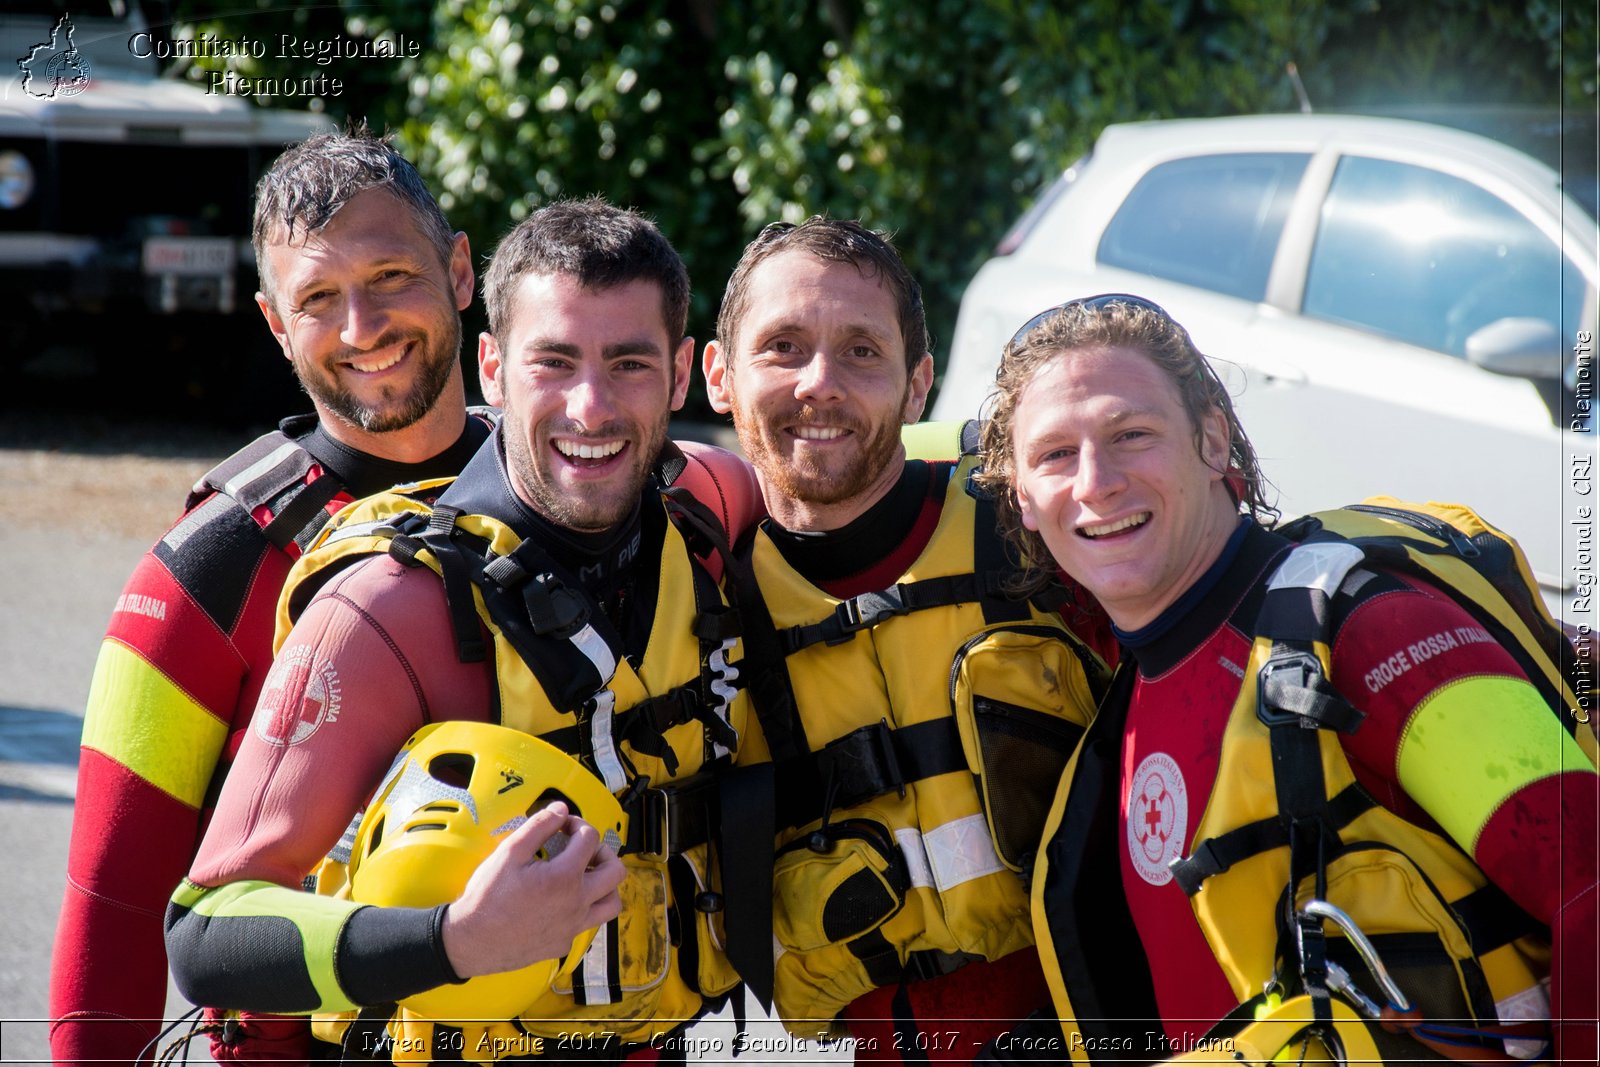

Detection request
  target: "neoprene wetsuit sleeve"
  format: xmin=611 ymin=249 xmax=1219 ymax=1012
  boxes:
xmin=165 ymin=880 xmax=459 ymax=1014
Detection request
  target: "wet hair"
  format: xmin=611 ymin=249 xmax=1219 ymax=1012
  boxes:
xmin=482 ymin=196 xmax=689 ymax=342
xmin=975 ymin=298 xmax=1277 ymax=581
xmin=714 ymin=217 xmax=929 ymax=370
xmin=252 ymin=125 xmax=453 ymax=304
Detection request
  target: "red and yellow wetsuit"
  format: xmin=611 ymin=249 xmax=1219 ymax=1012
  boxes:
xmin=1030 ymin=520 xmax=1597 ymax=1064
xmin=50 ymin=414 xmax=491 ymax=1064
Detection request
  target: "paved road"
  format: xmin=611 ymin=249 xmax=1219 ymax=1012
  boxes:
xmin=0 ymin=425 xmax=218 ymax=1065
xmin=0 ymin=418 xmax=844 ymax=1065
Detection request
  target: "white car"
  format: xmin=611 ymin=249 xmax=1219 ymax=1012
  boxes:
xmin=934 ymin=113 xmax=1597 ymax=603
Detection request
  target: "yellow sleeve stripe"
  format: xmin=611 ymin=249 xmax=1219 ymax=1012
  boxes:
xmin=1395 ymin=674 xmax=1586 ymax=851
xmin=80 ymin=639 xmax=229 ymax=809
xmin=173 ymin=878 xmax=359 ymax=1014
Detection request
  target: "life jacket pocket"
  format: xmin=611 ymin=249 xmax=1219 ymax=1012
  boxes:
xmin=552 ymin=859 xmax=672 ymax=1001
xmin=950 ymin=626 xmax=1092 ymax=872
xmin=773 ymin=818 xmax=910 ymax=952
xmin=1286 ymin=841 xmax=1548 ymax=1053
xmin=674 ymin=843 xmax=742 ymax=999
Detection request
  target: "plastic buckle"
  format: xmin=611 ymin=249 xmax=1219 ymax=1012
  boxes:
xmin=870 ymin=718 xmax=907 ymax=800
xmin=1294 ymin=907 xmax=1330 ymax=995
xmin=825 ymin=598 xmax=870 ymax=645
xmin=528 ymin=573 xmax=590 ymax=640
xmin=635 ymin=785 xmax=673 ymax=862
xmin=1256 ymin=650 xmax=1325 ymax=729
xmin=825 ymin=587 xmax=908 ymax=645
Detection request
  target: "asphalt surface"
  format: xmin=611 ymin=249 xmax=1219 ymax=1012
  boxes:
xmin=0 ymin=414 xmax=226 ymax=1065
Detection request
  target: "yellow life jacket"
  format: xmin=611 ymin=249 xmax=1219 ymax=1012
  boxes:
xmin=741 ymin=454 xmax=1109 ymax=1031
xmin=278 ymin=464 xmax=748 ymax=1060
xmin=1033 ymin=502 xmax=1587 ymax=1063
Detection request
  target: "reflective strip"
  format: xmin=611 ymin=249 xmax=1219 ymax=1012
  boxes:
xmin=223 ymin=441 xmax=302 ymax=501
xmin=370 ymin=749 xmax=411 ymax=803
xmin=1267 ymin=541 xmax=1366 ymax=595
xmin=162 ymin=492 xmax=230 ymax=554
xmin=329 ymin=810 xmax=362 ymax=865
xmin=1496 ymin=979 xmax=1552 ymax=1060
xmin=895 ymin=827 xmax=935 ymax=890
xmin=571 ymin=623 xmax=618 ymax=681
xmin=922 ymin=814 xmax=1005 ymax=891
xmin=81 ymin=640 xmax=228 ymax=808
xmin=580 ymin=919 xmax=615 ymax=1004
xmin=322 ymin=517 xmax=403 ymax=545
xmin=707 ymin=638 xmax=740 ymax=761
xmin=384 ymin=759 xmax=478 ymax=825
xmin=589 ymin=690 xmax=627 ymax=793
xmin=1397 ymin=675 xmax=1584 ymax=850
xmin=896 ymin=815 xmax=1004 ymax=893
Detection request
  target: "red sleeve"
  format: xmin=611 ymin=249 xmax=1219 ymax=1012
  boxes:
xmin=674 ymin=440 xmax=764 ymax=544
xmin=1330 ymin=575 xmax=1599 ymax=1063
xmin=50 ymin=532 xmax=281 ymax=1065
xmin=1479 ymin=772 xmax=1600 ymax=1065
xmin=190 ymin=557 xmax=493 ymax=888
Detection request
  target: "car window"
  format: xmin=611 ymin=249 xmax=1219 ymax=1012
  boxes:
xmin=1303 ymin=155 xmax=1585 ymax=358
xmin=1097 ymin=152 xmax=1310 ymax=301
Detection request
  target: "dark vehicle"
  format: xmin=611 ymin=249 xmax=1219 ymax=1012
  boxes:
xmin=2 ymin=1 xmax=331 ymax=415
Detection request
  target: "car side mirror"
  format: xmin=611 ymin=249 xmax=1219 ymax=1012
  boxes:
xmin=1464 ymin=317 xmax=1564 ymax=380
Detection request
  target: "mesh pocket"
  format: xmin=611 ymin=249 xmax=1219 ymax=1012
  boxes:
xmin=972 ymin=697 xmax=1084 ymax=870
xmin=949 ymin=625 xmax=1099 ymax=873
xmin=773 ymin=819 xmax=907 ymax=953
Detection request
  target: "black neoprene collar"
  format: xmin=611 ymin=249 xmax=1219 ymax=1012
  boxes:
xmin=763 ymin=459 xmax=936 ymax=584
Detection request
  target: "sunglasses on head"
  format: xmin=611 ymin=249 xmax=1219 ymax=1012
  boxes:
xmin=1007 ymin=292 xmax=1174 ymax=351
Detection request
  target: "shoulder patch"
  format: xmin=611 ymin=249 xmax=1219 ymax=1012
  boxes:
xmin=155 ymin=493 xmax=271 ymax=637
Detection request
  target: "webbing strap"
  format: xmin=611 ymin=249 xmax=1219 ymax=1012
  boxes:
xmin=779 ymin=573 xmax=1006 ymax=654
xmin=418 ymin=507 xmax=489 ymax=665
xmin=719 ymin=536 xmax=806 ymax=763
xmin=657 ymin=483 xmax=779 ymax=1007
xmin=341 ymin=1004 xmax=396 ymax=1060
xmin=1448 ymin=883 xmax=1543 ymax=955
xmin=774 ymin=717 xmax=967 ymax=830
xmin=718 ymin=762 xmax=775 ymax=1007
xmin=262 ymin=474 xmax=345 ymax=557
xmin=191 ymin=427 xmax=347 ymax=557
xmin=891 ymin=982 xmax=933 ymax=1067
xmin=846 ymin=930 xmax=979 ymax=994
xmin=967 ymin=474 xmax=1034 ymax=627
xmin=1170 ymin=784 xmax=1376 ymax=896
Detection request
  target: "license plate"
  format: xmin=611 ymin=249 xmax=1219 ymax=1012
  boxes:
xmin=142 ymin=236 xmax=235 ymax=276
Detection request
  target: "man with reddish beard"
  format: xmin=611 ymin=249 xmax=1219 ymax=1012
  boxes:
xmin=165 ymin=199 xmax=765 ymax=1063
xmin=702 ymin=219 xmax=1108 ymax=1061
xmin=51 ymin=129 xmax=495 ymax=1065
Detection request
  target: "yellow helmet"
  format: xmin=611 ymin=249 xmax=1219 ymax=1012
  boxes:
xmin=347 ymin=720 xmax=627 ymax=1022
xmin=1165 ymin=994 xmax=1382 ymax=1066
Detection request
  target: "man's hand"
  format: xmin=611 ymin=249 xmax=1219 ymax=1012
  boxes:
xmin=440 ymin=802 xmax=626 ymax=979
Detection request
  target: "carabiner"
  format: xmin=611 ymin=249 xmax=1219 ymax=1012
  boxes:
xmin=1300 ymin=899 xmax=1412 ymax=1013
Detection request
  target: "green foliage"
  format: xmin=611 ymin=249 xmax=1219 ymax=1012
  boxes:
xmin=168 ymin=0 xmax=1592 ymax=412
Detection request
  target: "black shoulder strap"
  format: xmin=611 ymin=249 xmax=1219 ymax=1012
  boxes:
xmin=189 ymin=427 xmax=346 ymax=557
xmin=658 ymin=483 xmax=782 ymax=1007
